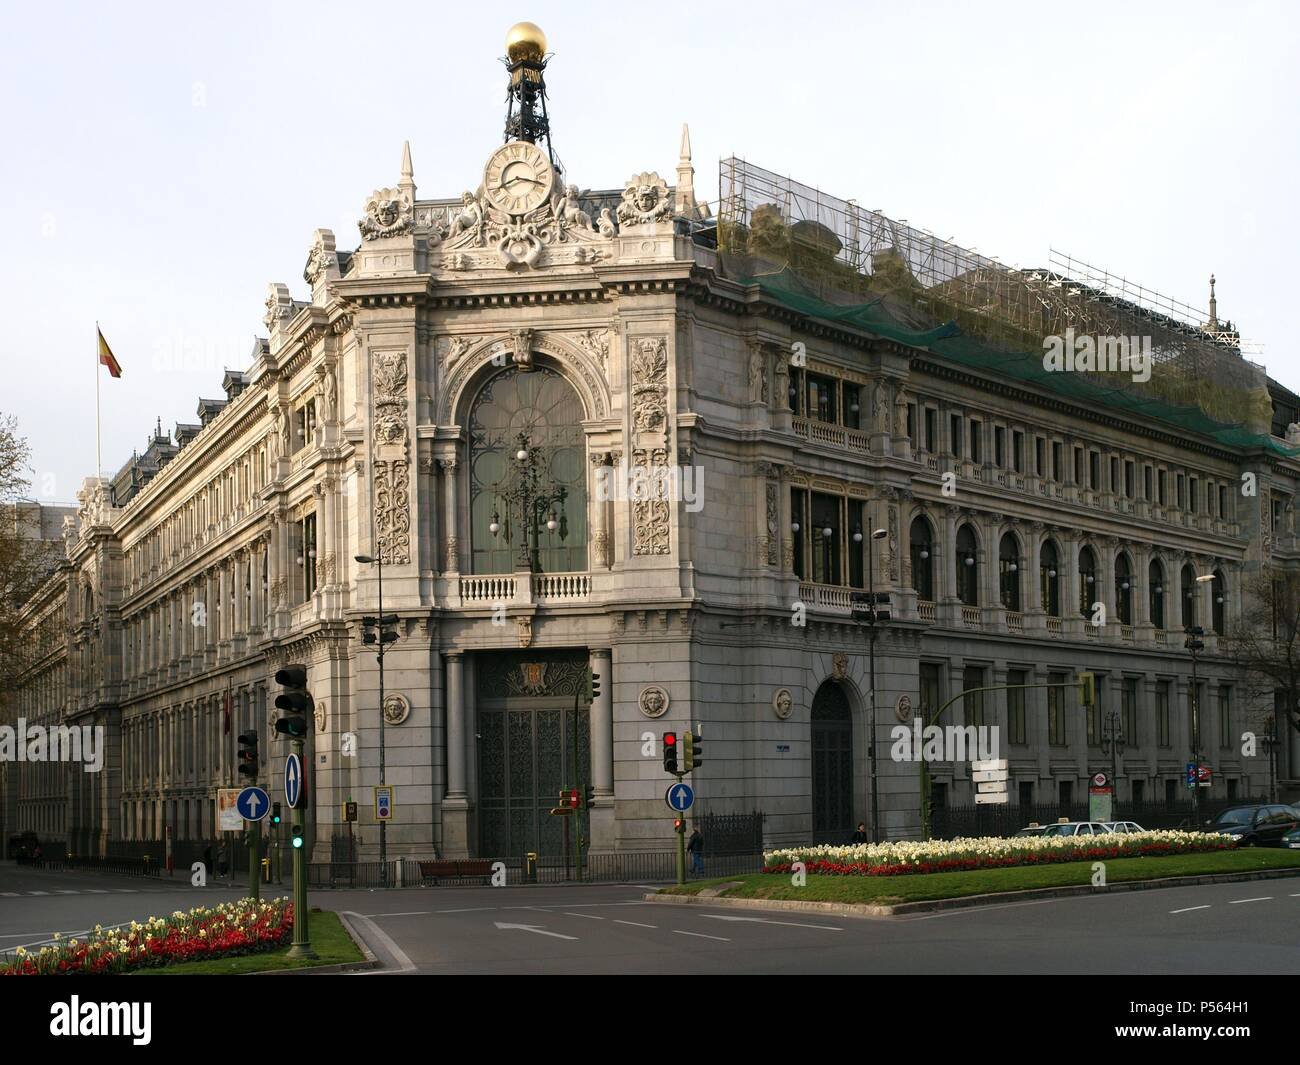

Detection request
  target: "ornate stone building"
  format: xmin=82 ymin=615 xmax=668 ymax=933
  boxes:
xmin=7 ymin=26 xmax=1300 ymax=864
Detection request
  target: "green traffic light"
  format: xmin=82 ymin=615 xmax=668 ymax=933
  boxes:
xmin=292 ymin=827 xmax=304 ymax=849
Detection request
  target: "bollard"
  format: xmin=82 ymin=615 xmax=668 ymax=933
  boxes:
xmin=525 ymin=851 xmax=538 ymax=883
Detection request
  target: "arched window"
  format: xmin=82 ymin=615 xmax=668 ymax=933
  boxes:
xmin=469 ymin=366 xmax=588 ymax=574
xmin=999 ymin=532 xmax=1021 ymax=611
xmin=1181 ymin=563 xmax=1198 ymax=630
xmin=910 ymin=516 xmax=934 ymax=601
xmin=1041 ymin=540 xmax=1061 ymax=617
xmin=1149 ymin=558 xmax=1165 ymax=629
xmin=956 ymin=524 xmax=979 ymax=606
xmin=1078 ymin=546 xmax=1097 ymax=617
xmin=1115 ymin=553 xmax=1133 ymax=625
xmin=1212 ymin=568 xmax=1227 ymax=635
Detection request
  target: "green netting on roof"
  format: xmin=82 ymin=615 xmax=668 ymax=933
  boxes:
xmin=735 ymin=265 xmax=1299 ymax=458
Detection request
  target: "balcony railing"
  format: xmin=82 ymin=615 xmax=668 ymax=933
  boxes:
xmin=791 ymin=417 xmax=871 ymax=453
xmin=961 ymin=605 xmax=981 ymax=626
xmin=1046 ymin=616 xmax=1063 ymax=635
xmin=918 ymin=600 xmax=936 ymax=621
xmin=532 ymin=573 xmax=591 ymax=600
xmin=460 ymin=574 xmax=516 ymax=603
xmin=1006 ymin=611 xmax=1024 ymax=632
xmin=798 ymin=582 xmax=856 ymax=614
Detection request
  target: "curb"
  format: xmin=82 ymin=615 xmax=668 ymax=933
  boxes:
xmin=252 ymin=912 xmax=380 ymax=975
xmin=644 ymin=866 xmax=1300 ymax=918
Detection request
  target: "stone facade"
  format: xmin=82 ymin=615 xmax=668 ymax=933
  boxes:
xmin=7 ymin=123 xmax=1300 ymax=865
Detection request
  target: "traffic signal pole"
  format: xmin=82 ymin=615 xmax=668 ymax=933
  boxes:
xmin=286 ymin=734 xmax=315 ymax=959
xmin=248 ymin=823 xmax=260 ymax=902
xmin=675 ymin=781 xmax=687 ymax=887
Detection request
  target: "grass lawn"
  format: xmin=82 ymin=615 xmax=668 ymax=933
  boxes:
xmin=128 ymin=910 xmax=364 ymax=975
xmin=661 ymin=849 xmax=1300 ymax=906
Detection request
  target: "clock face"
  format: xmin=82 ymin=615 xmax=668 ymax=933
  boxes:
xmin=484 ymin=142 xmax=554 ymax=216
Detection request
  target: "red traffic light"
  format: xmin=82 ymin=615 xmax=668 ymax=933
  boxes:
xmin=664 ymin=732 xmax=677 ymax=747
xmin=674 ymin=818 xmax=684 ymax=832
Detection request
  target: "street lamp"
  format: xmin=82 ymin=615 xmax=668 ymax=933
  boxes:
xmin=489 ymin=432 xmax=568 ymax=572
xmin=1185 ymin=572 xmax=1216 ymax=829
xmin=1100 ymin=708 xmax=1126 ymax=820
xmin=355 ymin=551 xmax=391 ymax=885
xmin=853 ymin=526 xmax=889 ymax=843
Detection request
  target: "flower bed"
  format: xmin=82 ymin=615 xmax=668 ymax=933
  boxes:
xmin=763 ymin=831 xmax=1236 ymax=878
xmin=0 ymin=898 xmax=293 ymax=975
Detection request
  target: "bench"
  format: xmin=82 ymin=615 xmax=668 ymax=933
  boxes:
xmin=418 ymin=859 xmax=496 ymax=885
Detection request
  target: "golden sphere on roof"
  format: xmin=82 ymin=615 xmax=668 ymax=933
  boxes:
xmin=506 ymin=22 xmax=547 ymax=61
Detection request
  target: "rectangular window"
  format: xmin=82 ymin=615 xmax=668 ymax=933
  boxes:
xmin=788 ymin=368 xmax=804 ymax=413
xmin=1048 ymin=673 xmax=1066 ymax=745
xmin=1007 ymin=669 xmax=1027 ymax=745
xmin=1156 ymin=681 xmax=1170 ymax=746
xmin=906 ymin=403 xmax=916 ymax=441
xmin=919 ymin=663 xmax=942 ymax=725
xmin=790 ymin=488 xmax=807 ymax=581
xmin=1089 ymin=451 xmax=1100 ymax=490
xmin=843 ymin=384 xmax=862 ymax=429
xmin=293 ymin=399 xmax=317 ymax=455
xmin=1122 ymin=677 xmax=1138 ymax=746
xmin=810 ymin=492 xmax=841 ymax=584
xmin=299 ymin=513 xmax=317 ymax=600
xmin=1012 ymin=430 xmax=1024 ymax=473
xmin=1052 ymin=441 xmax=1062 ymax=481
xmin=924 ymin=407 xmax=937 ymax=452
xmin=969 ymin=420 xmax=982 ymax=464
xmin=1189 ymin=476 xmax=1198 ymax=513
xmin=994 ymin=425 xmax=1006 ymax=468
xmin=1132 ymin=778 xmax=1145 ymax=805
xmin=962 ymin=665 xmax=985 ymax=728
xmin=1087 ymin=680 xmax=1100 ymax=746
xmin=1074 ymin=447 xmax=1084 ymax=485
xmin=1125 ymin=460 xmax=1135 ymax=499
xmin=1059 ymin=779 xmax=1073 ymax=807
xmin=1109 ymin=456 xmax=1118 ymax=493
xmin=1143 ymin=464 xmax=1152 ymax=500
xmin=950 ymin=414 xmax=963 ymax=458
xmin=807 ymin=373 xmax=836 ymax=423
xmin=1035 ymin=437 xmax=1045 ymax=477
xmin=1218 ymin=686 xmax=1230 ymax=749
xmin=1218 ymin=484 xmax=1228 ymax=518
xmin=847 ymin=499 xmax=864 ymax=589
xmin=1018 ymin=780 xmax=1034 ymax=807
xmin=1158 ymin=469 xmax=1167 ymax=505
xmin=1176 ymin=473 xmax=1185 ymax=509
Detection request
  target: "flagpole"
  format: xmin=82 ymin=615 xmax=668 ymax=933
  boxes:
xmin=95 ymin=321 xmax=102 ymax=480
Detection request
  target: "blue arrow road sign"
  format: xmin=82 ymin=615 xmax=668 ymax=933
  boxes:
xmin=665 ymin=782 xmax=694 ymax=812
xmin=285 ymin=753 xmax=303 ymax=809
xmin=236 ymin=786 xmax=270 ymax=822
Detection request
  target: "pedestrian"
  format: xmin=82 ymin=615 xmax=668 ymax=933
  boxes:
xmin=687 ymin=825 xmax=704 ymax=876
xmin=217 ymin=840 xmax=229 ymax=878
xmin=32 ymin=843 xmax=43 ymax=868
xmin=203 ymin=844 xmax=214 ymax=879
xmin=851 ymin=822 xmax=869 ymax=844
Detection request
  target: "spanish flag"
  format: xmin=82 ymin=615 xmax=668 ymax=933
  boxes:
xmin=98 ymin=327 xmax=122 ymax=378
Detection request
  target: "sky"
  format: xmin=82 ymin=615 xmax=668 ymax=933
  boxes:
xmin=3 ymin=0 xmax=1297 ymax=505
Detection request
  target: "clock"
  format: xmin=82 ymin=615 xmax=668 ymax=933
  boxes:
xmin=483 ymin=141 xmax=554 ymax=216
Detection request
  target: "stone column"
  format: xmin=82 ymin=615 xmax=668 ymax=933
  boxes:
xmin=233 ymin=550 xmax=247 ymax=649
xmin=321 ymin=478 xmax=337 ymax=587
xmin=1062 ymin=534 xmax=1083 ymax=638
xmin=440 ymin=457 xmax=460 ymax=575
xmin=589 ymin=451 xmax=609 ymax=570
xmin=588 ymin=647 xmax=616 ymax=851
xmin=442 ymin=651 xmax=470 ymax=857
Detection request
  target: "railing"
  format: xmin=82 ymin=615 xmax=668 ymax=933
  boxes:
xmin=918 ymin=600 xmax=936 ymax=621
xmin=1046 ymin=616 xmax=1063 ymax=635
xmin=460 ymin=574 xmax=516 ymax=602
xmin=925 ymin=454 xmax=939 ymax=472
xmin=1084 ymin=625 xmax=1100 ymax=638
xmin=961 ymin=605 xmax=981 ymax=626
xmin=1154 ymin=630 xmax=1168 ymax=645
xmin=791 ymin=417 xmax=870 ymax=453
xmin=532 ymin=572 xmax=591 ymax=600
xmin=1120 ymin=624 xmax=1134 ymax=641
xmin=798 ymin=582 xmax=855 ymax=614
xmin=1006 ymin=611 xmax=1024 ymax=632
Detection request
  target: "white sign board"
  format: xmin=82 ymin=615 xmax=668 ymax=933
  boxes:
xmin=971 ymin=769 xmax=1009 ymax=783
xmin=974 ymin=792 xmax=1010 ymax=805
xmin=976 ymin=780 xmax=1008 ymax=794
xmin=972 ymin=759 xmax=1009 ymax=772
xmin=216 ymin=788 xmax=243 ymax=831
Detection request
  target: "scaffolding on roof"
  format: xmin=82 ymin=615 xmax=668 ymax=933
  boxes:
xmin=717 ymin=156 xmax=1272 ymax=436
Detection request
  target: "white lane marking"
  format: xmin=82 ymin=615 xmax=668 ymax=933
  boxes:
xmin=85 ymin=890 xmax=108 ymax=894
xmin=1290 ymin=893 xmax=1300 ymax=897
xmin=613 ymin=920 xmax=658 ymax=929
xmin=1170 ymin=905 xmax=1212 ymax=914
xmin=699 ymin=914 xmax=843 ymax=931
xmin=434 ymin=907 xmax=499 ymax=914
xmin=55 ymin=891 xmax=79 ymax=895
xmin=494 ymin=922 xmax=578 ymax=941
xmin=561 ymin=912 xmax=604 ymax=920
xmin=0 ymin=893 xmax=19 ymax=897
xmin=26 ymin=892 xmax=49 ymax=896
xmin=114 ymin=889 xmax=138 ymax=894
xmin=360 ymin=911 xmax=431 ymax=918
xmin=1228 ymin=897 xmax=1273 ymax=905
xmin=673 ymin=930 xmax=729 ymax=942
xmin=343 ymin=910 xmax=418 ymax=975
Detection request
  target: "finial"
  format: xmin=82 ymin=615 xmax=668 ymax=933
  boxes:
xmin=679 ymin=123 xmax=692 ymax=163
xmin=399 ymin=140 xmax=416 ymax=201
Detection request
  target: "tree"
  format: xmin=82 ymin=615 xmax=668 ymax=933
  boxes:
xmin=1219 ymin=565 xmax=1300 ymax=764
xmin=0 ymin=414 xmax=49 ymax=691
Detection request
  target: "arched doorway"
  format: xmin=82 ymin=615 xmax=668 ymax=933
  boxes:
xmin=811 ymin=681 xmax=854 ymax=843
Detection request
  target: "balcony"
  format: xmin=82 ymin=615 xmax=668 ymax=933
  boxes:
xmin=918 ymin=599 xmax=936 ymax=622
xmin=1006 ymin=611 xmax=1024 ymax=633
xmin=961 ymin=605 xmax=981 ymax=626
xmin=532 ymin=573 xmax=591 ymax=601
xmin=457 ymin=572 xmax=592 ymax=606
xmin=798 ymin=582 xmax=856 ymax=615
xmin=460 ymin=574 xmax=515 ymax=603
xmin=1045 ymin=616 xmax=1063 ymax=636
xmin=791 ymin=417 xmax=871 ymax=454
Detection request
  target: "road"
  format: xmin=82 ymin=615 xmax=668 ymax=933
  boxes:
xmin=3 ymin=861 xmax=1298 ymax=974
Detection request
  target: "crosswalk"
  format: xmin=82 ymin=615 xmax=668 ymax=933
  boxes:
xmin=1 ymin=885 xmax=246 ymax=898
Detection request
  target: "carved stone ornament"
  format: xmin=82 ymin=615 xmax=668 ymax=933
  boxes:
xmin=359 ymin=187 xmax=413 ymax=241
xmin=572 ymin=328 xmax=610 ymax=371
xmin=638 ymin=685 xmax=670 ymax=719
xmin=895 ymin=693 xmax=914 ymax=724
xmin=518 ymin=662 xmax=548 ymax=696
xmin=832 ymin=652 xmax=848 ymax=680
xmin=303 ymin=229 xmax=338 ymax=284
xmin=263 ymin=282 xmax=293 ymax=331
xmin=372 ymin=350 xmax=411 ymax=564
xmin=617 ymin=171 xmax=673 ymax=228
xmin=516 ymin=616 xmax=534 ymax=648
xmin=772 ymin=688 xmax=794 ymax=720
xmin=382 ymin=693 xmax=411 ymax=726
xmin=314 ymin=702 xmax=327 ymax=733
xmin=437 ymin=144 xmax=614 ymax=272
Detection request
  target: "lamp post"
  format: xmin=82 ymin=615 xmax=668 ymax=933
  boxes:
xmin=355 ymin=551 xmax=389 ymax=885
xmin=852 ymin=525 xmax=890 ymax=843
xmin=1100 ymin=707 xmax=1125 ymax=820
xmin=1187 ymin=573 xmax=1217 ymax=828
xmin=489 ymin=431 xmax=567 ymax=572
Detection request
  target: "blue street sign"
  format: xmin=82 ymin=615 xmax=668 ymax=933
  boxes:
xmin=236 ymin=786 xmax=270 ymax=822
xmin=285 ymin=753 xmax=303 ymax=809
xmin=665 ymin=782 xmax=694 ymax=812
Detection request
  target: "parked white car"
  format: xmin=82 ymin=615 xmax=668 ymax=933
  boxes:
xmin=1103 ymin=821 xmax=1146 ymax=834
xmin=1039 ymin=821 xmax=1114 ymax=837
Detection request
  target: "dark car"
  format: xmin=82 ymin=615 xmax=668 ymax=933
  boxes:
xmin=6 ymin=831 xmax=39 ymax=860
xmin=1204 ymin=804 xmax=1300 ymax=846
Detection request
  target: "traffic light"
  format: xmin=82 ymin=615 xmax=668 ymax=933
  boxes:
xmin=673 ymin=818 xmax=685 ymax=833
xmin=663 ymin=731 xmax=678 ymax=774
xmin=584 ymin=783 xmax=595 ymax=809
xmin=271 ymin=802 xmax=282 ymax=826
xmin=1077 ymin=671 xmax=1096 ymax=706
xmin=558 ymin=789 xmax=573 ymax=810
xmin=684 ymin=731 xmax=704 ymax=772
xmin=237 ymin=731 xmax=258 ymax=780
xmin=585 ymin=668 xmax=601 ymax=702
xmin=274 ymin=664 xmax=312 ymax=739
xmin=291 ymin=824 xmax=304 ymax=849
xmin=361 ymin=614 xmax=400 ymax=649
